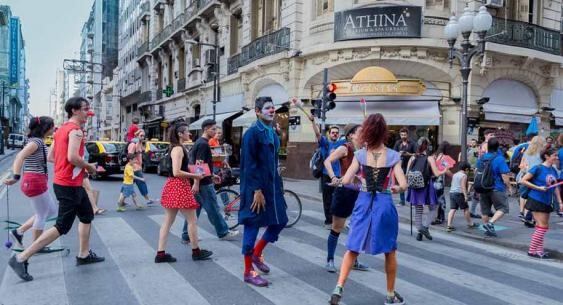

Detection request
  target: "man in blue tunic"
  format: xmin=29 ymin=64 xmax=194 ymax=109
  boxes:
xmin=239 ymin=96 xmax=288 ymax=287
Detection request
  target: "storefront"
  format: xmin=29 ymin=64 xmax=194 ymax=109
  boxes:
xmin=550 ymin=89 xmax=563 ymax=135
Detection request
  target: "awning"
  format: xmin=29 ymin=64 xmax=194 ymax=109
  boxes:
xmin=551 ymin=89 xmax=563 ymax=126
xmin=232 ymin=110 xmax=257 ymax=128
xmin=482 ymin=79 xmax=537 ymax=124
xmin=255 ymin=83 xmax=289 ymax=105
xmin=324 ymin=101 xmax=440 ymax=126
xmin=188 ymin=111 xmax=240 ymax=130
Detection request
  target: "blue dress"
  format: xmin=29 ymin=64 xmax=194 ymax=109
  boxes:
xmin=346 ymin=148 xmax=401 ymax=255
xmin=238 ymin=120 xmax=288 ymax=227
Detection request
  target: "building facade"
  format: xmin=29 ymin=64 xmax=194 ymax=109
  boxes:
xmin=113 ymin=0 xmax=562 ymax=178
xmin=0 ymin=6 xmax=29 ymax=136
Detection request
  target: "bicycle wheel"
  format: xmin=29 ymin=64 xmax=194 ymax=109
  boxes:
xmin=283 ymin=189 xmax=302 ymax=228
xmin=216 ymin=188 xmax=241 ymax=230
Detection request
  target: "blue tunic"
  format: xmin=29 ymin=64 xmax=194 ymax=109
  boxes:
xmin=238 ymin=120 xmax=288 ymax=227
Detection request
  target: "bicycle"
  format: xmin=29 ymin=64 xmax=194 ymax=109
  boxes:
xmin=216 ymin=167 xmax=302 ymax=230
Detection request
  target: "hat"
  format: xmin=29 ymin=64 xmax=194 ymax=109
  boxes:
xmin=343 ymin=124 xmax=360 ymax=138
xmin=255 ymin=96 xmax=273 ymax=110
xmin=201 ymin=119 xmax=216 ymax=130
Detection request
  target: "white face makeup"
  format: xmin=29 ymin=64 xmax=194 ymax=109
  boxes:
xmin=259 ymin=102 xmax=275 ymax=121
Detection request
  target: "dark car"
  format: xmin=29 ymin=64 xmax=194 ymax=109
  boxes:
xmin=142 ymin=140 xmax=170 ymax=173
xmin=85 ymin=141 xmax=127 ymax=179
xmin=157 ymin=142 xmax=193 ymax=176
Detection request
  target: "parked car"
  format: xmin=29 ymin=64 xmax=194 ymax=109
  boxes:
xmin=7 ymin=133 xmax=25 ymax=149
xmin=156 ymin=142 xmax=193 ymax=176
xmin=85 ymin=141 xmax=128 ymax=179
xmin=142 ymin=140 xmax=170 ymax=172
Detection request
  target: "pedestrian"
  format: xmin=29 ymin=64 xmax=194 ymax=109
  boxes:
xmin=238 ymin=97 xmax=288 ymax=287
xmin=181 ymin=119 xmax=238 ymax=242
xmin=116 ymin=153 xmax=146 ymax=212
xmin=517 ymin=136 xmax=545 ymax=227
xmin=4 ymin=116 xmax=58 ymax=248
xmin=312 ymin=122 xmax=346 ymax=228
xmin=519 ymin=147 xmax=562 ymax=259
xmin=406 ymin=137 xmax=449 ymax=241
xmin=156 ymin=122 xmax=212 ymax=263
xmin=446 ymin=161 xmax=478 ymax=232
xmin=323 ymin=124 xmax=368 ymax=273
xmin=127 ymin=129 xmax=154 ymax=205
xmin=464 ymin=139 xmax=481 ymax=218
xmin=476 ymin=137 xmax=512 ymax=237
xmin=545 ymin=136 xmax=554 ymax=148
xmin=393 ymin=127 xmax=416 ymax=206
xmin=9 ymin=97 xmax=105 ymax=282
xmin=557 ymin=134 xmax=563 ymax=217
xmin=431 ymin=141 xmax=454 ymax=225
xmin=329 ymin=113 xmax=407 ymax=305
xmin=83 ymin=176 xmax=105 ymax=215
xmin=126 ymin=117 xmax=140 ymax=142
xmin=479 ymin=130 xmax=496 ymax=157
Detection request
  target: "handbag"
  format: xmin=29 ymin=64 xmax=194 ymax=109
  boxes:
xmin=20 ymin=140 xmax=49 ymax=197
xmin=188 ymin=161 xmax=212 ymax=177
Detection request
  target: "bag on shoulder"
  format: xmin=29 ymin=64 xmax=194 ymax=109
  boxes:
xmin=474 ymin=155 xmax=496 ymax=193
xmin=310 ymin=148 xmax=324 ymax=179
xmin=510 ymin=146 xmax=525 ymax=174
xmin=407 ymin=155 xmax=430 ymax=189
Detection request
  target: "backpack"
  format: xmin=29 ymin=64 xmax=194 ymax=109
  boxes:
xmin=510 ymin=145 xmax=526 ymax=174
xmin=407 ymin=155 xmax=430 ymax=189
xmin=474 ymin=154 xmax=496 ymax=193
xmin=310 ymin=148 xmax=324 ymax=179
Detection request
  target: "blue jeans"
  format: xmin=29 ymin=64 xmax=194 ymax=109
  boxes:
xmin=182 ymin=183 xmax=229 ymax=240
xmin=134 ymin=170 xmax=148 ymax=196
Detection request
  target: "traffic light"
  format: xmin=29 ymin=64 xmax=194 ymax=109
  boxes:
xmin=311 ymin=99 xmax=322 ymax=119
xmin=324 ymin=83 xmax=337 ymax=112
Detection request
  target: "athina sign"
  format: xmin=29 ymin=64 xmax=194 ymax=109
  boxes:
xmin=334 ymin=6 xmax=422 ymax=41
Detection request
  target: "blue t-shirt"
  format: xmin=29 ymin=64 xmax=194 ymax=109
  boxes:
xmin=319 ymin=136 xmax=346 ymax=176
xmin=527 ymin=164 xmax=558 ymax=205
xmin=558 ymin=148 xmax=563 ymax=171
xmin=476 ymin=152 xmax=510 ymax=192
xmin=510 ymin=142 xmax=529 ymax=163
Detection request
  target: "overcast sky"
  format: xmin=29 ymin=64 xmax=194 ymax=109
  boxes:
xmin=2 ymin=0 xmax=91 ymax=115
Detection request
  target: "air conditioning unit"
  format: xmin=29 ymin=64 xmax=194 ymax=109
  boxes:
xmin=485 ymin=0 xmax=503 ymax=8
xmin=205 ymin=49 xmax=216 ymax=65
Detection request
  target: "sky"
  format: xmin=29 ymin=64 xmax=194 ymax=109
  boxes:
xmin=2 ymin=0 xmax=92 ymax=115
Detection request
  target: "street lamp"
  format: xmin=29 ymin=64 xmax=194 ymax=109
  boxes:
xmin=445 ymin=6 xmax=492 ymax=162
xmin=185 ymin=36 xmax=220 ymax=121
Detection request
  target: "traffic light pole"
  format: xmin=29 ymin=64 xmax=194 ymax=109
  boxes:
xmin=321 ymin=68 xmax=328 ymax=133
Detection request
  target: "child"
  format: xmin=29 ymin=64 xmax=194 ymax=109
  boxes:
xmin=446 ymin=161 xmax=478 ymax=232
xmin=117 ymin=154 xmax=145 ymax=212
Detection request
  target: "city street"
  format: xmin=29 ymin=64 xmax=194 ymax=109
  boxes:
xmin=0 ymin=154 xmax=562 ymax=305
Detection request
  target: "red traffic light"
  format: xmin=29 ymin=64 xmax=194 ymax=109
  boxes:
xmin=326 ymin=83 xmax=337 ymax=92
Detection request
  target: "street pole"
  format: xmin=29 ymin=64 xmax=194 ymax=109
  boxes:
xmin=212 ymin=33 xmax=219 ymax=122
xmin=321 ymin=68 xmax=328 ymax=134
xmin=0 ymin=81 xmax=4 ymax=155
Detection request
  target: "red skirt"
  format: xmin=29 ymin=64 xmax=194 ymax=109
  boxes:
xmin=160 ymin=177 xmax=199 ymax=209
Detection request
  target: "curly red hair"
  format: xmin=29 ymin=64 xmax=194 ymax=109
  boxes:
xmin=360 ymin=113 xmax=388 ymax=150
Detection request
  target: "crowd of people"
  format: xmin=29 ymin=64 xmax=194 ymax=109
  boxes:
xmin=2 ymin=95 xmax=562 ymax=305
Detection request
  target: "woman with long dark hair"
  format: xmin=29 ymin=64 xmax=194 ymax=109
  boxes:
xmin=406 ymin=138 xmax=449 ymax=241
xmin=155 ymin=122 xmax=212 ymax=263
xmin=4 ymin=116 xmax=57 ymax=248
xmin=330 ymin=114 xmax=408 ymax=305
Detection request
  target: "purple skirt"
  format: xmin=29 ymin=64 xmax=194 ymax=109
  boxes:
xmin=407 ymin=181 xmax=438 ymax=206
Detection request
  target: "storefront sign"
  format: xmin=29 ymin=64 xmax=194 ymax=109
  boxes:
xmin=486 ymin=129 xmax=515 ymax=146
xmin=160 ymin=120 xmax=169 ymax=128
xmin=288 ymin=116 xmax=301 ymax=130
xmin=331 ymin=66 xmax=426 ymax=96
xmin=9 ymin=17 xmax=19 ymax=85
xmin=334 ymin=6 xmax=422 ymax=41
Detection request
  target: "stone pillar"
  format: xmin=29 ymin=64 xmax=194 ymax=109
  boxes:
xmin=170 ymin=42 xmax=180 ymax=91
xmin=158 ymin=49 xmax=168 ymax=90
xmin=181 ymin=30 xmax=192 ymax=80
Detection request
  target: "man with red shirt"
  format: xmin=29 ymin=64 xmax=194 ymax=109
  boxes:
xmin=126 ymin=118 xmax=140 ymax=142
xmin=9 ymin=97 xmax=105 ymax=282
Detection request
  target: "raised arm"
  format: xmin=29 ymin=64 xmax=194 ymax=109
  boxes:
xmin=427 ymin=155 xmax=448 ymax=177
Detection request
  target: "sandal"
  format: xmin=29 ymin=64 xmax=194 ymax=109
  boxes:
xmin=95 ymin=209 xmax=106 ymax=215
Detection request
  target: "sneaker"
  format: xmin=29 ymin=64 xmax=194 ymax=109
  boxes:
xmin=155 ymin=253 xmax=177 ymax=263
xmin=325 ymin=260 xmax=337 ymax=273
xmin=8 ymin=255 xmax=33 ymax=281
xmin=76 ymin=250 xmax=105 ymax=266
xmin=9 ymin=229 xmax=24 ymax=248
xmin=324 ymin=223 xmax=332 ymax=230
xmin=252 ymin=255 xmax=270 ymax=273
xmin=146 ymin=200 xmax=155 ymax=205
xmin=467 ymin=223 xmax=479 ymax=229
xmin=556 ymin=211 xmax=563 ymax=217
xmin=470 ymin=213 xmax=481 ymax=219
xmin=219 ymin=230 xmax=239 ymax=241
xmin=483 ymin=223 xmax=497 ymax=237
xmin=244 ymin=270 xmax=269 ymax=287
xmin=519 ymin=212 xmax=525 ymax=222
xmin=446 ymin=226 xmax=456 ymax=232
xmin=384 ymin=291 xmax=405 ymax=305
xmin=352 ymin=260 xmax=369 ymax=271
xmin=416 ymin=232 xmax=423 ymax=241
xmin=421 ymin=227 xmax=433 ymax=240
xmin=116 ymin=206 xmax=126 ymax=212
xmin=192 ymin=249 xmax=213 ymax=261
xmin=528 ymin=252 xmax=552 ymax=259
xmin=329 ymin=286 xmax=343 ymax=305
xmin=524 ymin=219 xmax=535 ymax=228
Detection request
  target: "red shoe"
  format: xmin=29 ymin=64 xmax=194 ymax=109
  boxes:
xmin=244 ymin=270 xmax=269 ymax=287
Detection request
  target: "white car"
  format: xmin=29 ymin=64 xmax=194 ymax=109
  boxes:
xmin=7 ymin=133 xmax=25 ymax=149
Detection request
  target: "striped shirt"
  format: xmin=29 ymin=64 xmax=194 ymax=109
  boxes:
xmin=23 ymin=138 xmax=48 ymax=174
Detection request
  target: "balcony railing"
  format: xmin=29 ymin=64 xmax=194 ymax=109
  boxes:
xmin=197 ymin=0 xmax=214 ymax=8
xmin=173 ymin=13 xmax=185 ymax=33
xmin=156 ymin=88 xmax=163 ymax=100
xmin=228 ymin=27 xmax=290 ymax=75
xmin=178 ymin=78 xmax=186 ymax=92
xmin=184 ymin=1 xmax=198 ymax=21
xmin=139 ymin=1 xmax=150 ymax=16
xmin=140 ymin=91 xmax=152 ymax=103
xmin=150 ymin=24 xmax=172 ymax=50
xmin=488 ymin=17 xmax=561 ymax=55
xmin=137 ymin=41 xmax=148 ymax=56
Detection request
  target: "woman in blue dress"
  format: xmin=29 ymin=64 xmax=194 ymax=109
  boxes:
xmin=330 ymin=114 xmax=408 ymax=305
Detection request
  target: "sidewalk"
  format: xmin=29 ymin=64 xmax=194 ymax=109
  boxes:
xmin=284 ymin=178 xmax=563 ymax=260
xmin=0 ymin=149 xmax=17 ymax=163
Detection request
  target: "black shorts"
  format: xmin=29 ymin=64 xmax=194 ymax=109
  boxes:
xmin=330 ymin=187 xmax=359 ymax=218
xmin=53 ymin=184 xmax=94 ymax=235
xmin=525 ymin=197 xmax=553 ymax=213
xmin=449 ymin=193 xmax=468 ymax=210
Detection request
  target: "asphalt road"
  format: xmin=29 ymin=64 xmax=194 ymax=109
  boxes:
xmin=1 ymin=157 xmax=562 ymax=305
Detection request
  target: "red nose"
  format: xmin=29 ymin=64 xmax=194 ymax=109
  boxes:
xmin=87 ymin=111 xmax=95 ymax=117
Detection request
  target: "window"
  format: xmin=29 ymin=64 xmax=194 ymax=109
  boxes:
xmin=425 ymin=0 xmax=449 ymax=10
xmin=126 ymin=105 xmax=132 ymax=113
xmin=251 ymin=0 xmax=283 ymax=39
xmin=316 ymin=0 xmax=333 ymax=17
xmin=133 ymin=103 xmax=137 ymax=111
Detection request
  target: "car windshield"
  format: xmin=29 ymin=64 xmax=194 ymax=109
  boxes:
xmin=102 ymin=143 xmax=126 ymax=153
xmin=150 ymin=143 xmax=169 ymax=151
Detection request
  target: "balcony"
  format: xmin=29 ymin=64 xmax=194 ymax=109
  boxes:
xmin=156 ymin=88 xmax=163 ymax=100
xmin=488 ymin=17 xmax=561 ymax=56
xmin=138 ymin=1 xmax=150 ymax=22
xmin=150 ymin=24 xmax=172 ymax=50
xmin=197 ymin=0 xmax=219 ymax=18
xmin=139 ymin=91 xmax=152 ymax=105
xmin=178 ymin=78 xmax=187 ymax=92
xmin=172 ymin=13 xmax=185 ymax=35
xmin=184 ymin=1 xmax=199 ymax=23
xmin=136 ymin=41 xmax=150 ymax=61
xmin=227 ymin=27 xmax=290 ymax=75
xmin=153 ymin=0 xmax=165 ymax=11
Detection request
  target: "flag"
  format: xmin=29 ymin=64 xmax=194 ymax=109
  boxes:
xmin=526 ymin=116 xmax=539 ymax=136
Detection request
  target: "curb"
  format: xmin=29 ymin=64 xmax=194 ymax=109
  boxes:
xmin=0 ymin=150 xmax=17 ymax=163
xmin=292 ymin=190 xmax=563 ymax=260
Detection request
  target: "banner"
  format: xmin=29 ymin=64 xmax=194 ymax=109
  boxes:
xmin=334 ymin=6 xmax=422 ymax=41
xmin=9 ymin=17 xmax=20 ymax=85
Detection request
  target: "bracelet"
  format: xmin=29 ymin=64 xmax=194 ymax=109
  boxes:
xmin=13 ymin=174 xmax=20 ymax=180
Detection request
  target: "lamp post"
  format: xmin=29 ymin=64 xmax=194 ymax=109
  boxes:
xmin=445 ymin=6 xmax=492 ymax=162
xmin=185 ymin=37 xmax=220 ymax=121
xmin=0 ymin=80 xmax=5 ymax=155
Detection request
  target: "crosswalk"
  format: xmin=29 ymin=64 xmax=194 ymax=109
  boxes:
xmin=1 ymin=207 xmax=563 ymax=305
